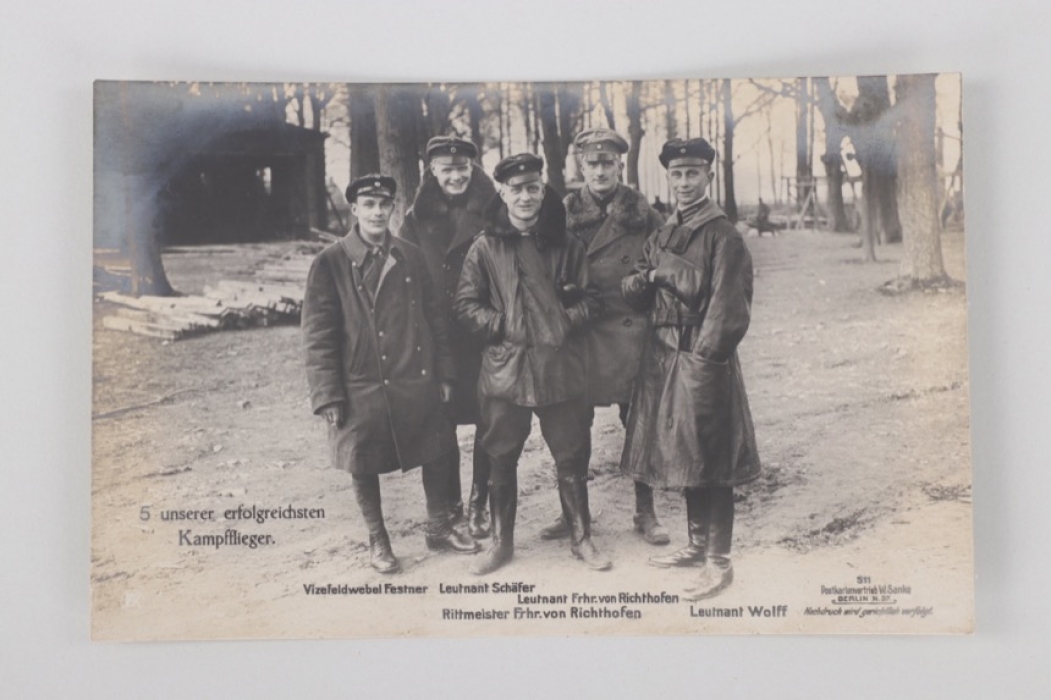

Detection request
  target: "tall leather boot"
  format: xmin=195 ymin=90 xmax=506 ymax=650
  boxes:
xmin=649 ymin=487 xmax=706 ymax=568
xmin=422 ymin=459 xmax=479 ymax=554
xmin=352 ymin=474 xmax=399 ymax=574
xmin=684 ymin=487 xmax=735 ymax=600
xmin=560 ymin=475 xmax=612 ymax=571
xmin=446 ymin=443 xmax=465 ymax=526
xmin=470 ymin=468 xmax=517 ymax=576
xmin=633 ymin=481 xmax=670 ymax=545
xmin=466 ymin=434 xmax=491 ymax=539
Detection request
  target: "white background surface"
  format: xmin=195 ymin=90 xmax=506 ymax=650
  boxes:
xmin=2 ymin=1 xmax=1049 ymax=696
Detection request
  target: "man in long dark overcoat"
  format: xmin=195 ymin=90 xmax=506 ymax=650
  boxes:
xmin=620 ymin=139 xmax=761 ymax=600
xmin=303 ymin=174 xmax=478 ymax=575
xmin=399 ymin=136 xmax=497 ymax=540
xmin=455 ymin=153 xmax=611 ymax=575
xmin=536 ymin=128 xmax=670 ymax=546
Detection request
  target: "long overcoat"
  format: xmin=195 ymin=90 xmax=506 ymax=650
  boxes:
xmin=620 ymin=199 xmax=761 ymax=488
xmin=454 ymin=188 xmax=594 ymax=408
xmin=302 ymin=227 xmax=456 ymax=475
xmin=564 ymin=184 xmax=665 ymax=406
xmin=399 ymin=168 xmax=496 ymax=424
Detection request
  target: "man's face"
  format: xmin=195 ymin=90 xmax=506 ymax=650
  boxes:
xmin=500 ymin=177 xmax=545 ymax=221
xmin=431 ymin=160 xmax=473 ymax=196
xmin=667 ymin=163 xmax=711 ymax=208
xmin=351 ymin=195 xmax=394 ymax=237
xmin=580 ymin=155 xmax=622 ymax=196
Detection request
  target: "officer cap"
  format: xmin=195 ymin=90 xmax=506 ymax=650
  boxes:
xmin=426 ymin=135 xmax=478 ymax=163
xmin=346 ymin=174 xmax=397 ymax=202
xmin=659 ymin=138 xmax=716 ymax=169
xmin=574 ymin=128 xmax=629 ymax=160
xmin=493 ymin=153 xmax=544 ymax=185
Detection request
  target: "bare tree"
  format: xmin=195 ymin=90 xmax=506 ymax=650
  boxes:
xmin=536 ymin=85 xmax=566 ymax=193
xmin=599 ymin=81 xmax=617 ymax=130
xmin=625 ymin=81 xmax=644 ymax=189
xmin=375 ymin=85 xmax=422 ymax=232
xmin=348 ymin=84 xmax=380 ymax=180
xmin=847 ymin=76 xmax=902 ymax=260
xmin=813 ymin=77 xmax=851 ymax=231
xmin=895 ymin=74 xmax=947 ymax=285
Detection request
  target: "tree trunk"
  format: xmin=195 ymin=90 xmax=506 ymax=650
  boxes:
xmin=348 ymin=84 xmax=380 ymax=181
xmin=537 ymin=85 xmax=566 ymax=194
xmin=375 ymin=86 xmax=421 ymax=233
xmin=851 ymin=76 xmax=901 ymax=252
xmin=625 ymin=81 xmax=644 ymax=189
xmin=463 ymin=84 xmax=486 ymax=157
xmin=721 ymin=79 xmax=738 ymax=222
xmin=896 ymin=74 xmax=946 ymax=283
xmin=599 ymin=81 xmax=616 ymax=130
xmin=813 ymin=77 xmax=851 ymax=232
xmin=422 ymin=84 xmax=452 ymax=143
xmin=795 ymin=77 xmax=810 ymax=207
xmin=664 ymin=80 xmax=678 ymax=140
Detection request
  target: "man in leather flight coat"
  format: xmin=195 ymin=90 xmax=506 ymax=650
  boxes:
xmin=455 ymin=153 xmax=611 ymax=575
xmin=620 ymin=139 xmax=761 ymax=600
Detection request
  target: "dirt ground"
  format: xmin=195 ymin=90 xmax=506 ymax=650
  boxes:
xmin=91 ymin=227 xmax=973 ymax=639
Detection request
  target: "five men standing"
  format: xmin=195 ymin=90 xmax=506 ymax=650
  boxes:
xmin=303 ymin=127 xmax=759 ymax=601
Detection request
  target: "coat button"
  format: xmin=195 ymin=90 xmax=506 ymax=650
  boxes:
xmin=416 ymin=346 xmax=422 ymax=352
xmin=383 ymin=379 xmax=390 ymax=386
xmin=405 ymin=276 xmax=412 ymax=283
xmin=421 ymin=369 xmax=427 ymax=376
xmin=378 ymin=331 xmax=384 ymax=337
xmin=381 ymin=354 xmax=387 ymax=361
xmin=621 ymin=255 xmax=631 ymax=264
xmin=623 ymin=317 xmax=633 ymax=327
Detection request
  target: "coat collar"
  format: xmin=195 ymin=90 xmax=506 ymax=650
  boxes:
xmin=658 ymin=198 xmax=727 ymax=253
xmin=482 ymin=186 xmax=568 ymax=248
xmin=341 ymin=224 xmax=405 ymax=267
xmin=565 ymin=183 xmax=654 ymax=233
xmin=407 ymin=168 xmax=497 ymax=253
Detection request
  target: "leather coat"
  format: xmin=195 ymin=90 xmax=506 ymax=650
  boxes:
xmin=619 ymin=199 xmax=761 ymax=488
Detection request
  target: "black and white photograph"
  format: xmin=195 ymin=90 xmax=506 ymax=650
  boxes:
xmin=89 ymin=76 xmax=972 ymax=639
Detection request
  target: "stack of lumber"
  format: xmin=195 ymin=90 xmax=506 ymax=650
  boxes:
xmin=98 ymin=244 xmax=325 ymax=341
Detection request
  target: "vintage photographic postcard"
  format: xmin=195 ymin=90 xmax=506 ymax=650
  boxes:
xmin=92 ymin=75 xmax=972 ymax=640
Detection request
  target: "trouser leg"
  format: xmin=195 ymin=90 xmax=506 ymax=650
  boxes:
xmin=466 ymin=430 xmax=491 ymax=539
xmin=540 ymin=403 xmax=594 ymax=541
xmin=422 ymin=456 xmax=479 ymax=554
xmin=540 ymin=399 xmax=611 ymax=571
xmin=633 ymin=480 xmax=671 ymax=545
xmin=352 ymin=474 xmax=399 ymax=574
xmin=445 ymin=441 xmax=464 ymax=523
xmin=471 ymin=398 xmax=531 ymax=576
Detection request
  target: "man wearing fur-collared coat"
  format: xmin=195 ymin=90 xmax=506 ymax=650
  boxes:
xmin=620 ymin=138 xmax=761 ymax=602
xmin=536 ymin=128 xmax=671 ymax=546
xmin=400 ymin=135 xmax=498 ymax=540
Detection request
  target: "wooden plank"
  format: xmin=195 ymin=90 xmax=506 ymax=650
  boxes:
xmin=102 ymin=315 xmax=184 ymax=340
xmin=113 ymin=307 xmax=222 ymax=330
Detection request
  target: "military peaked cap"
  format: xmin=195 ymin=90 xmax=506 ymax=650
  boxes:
xmin=573 ymin=128 xmax=629 ymax=157
xmin=426 ymin=135 xmax=478 ymax=162
xmin=346 ymin=174 xmax=397 ymax=202
xmin=659 ymin=138 xmax=716 ymax=168
xmin=493 ymin=153 xmax=544 ymax=184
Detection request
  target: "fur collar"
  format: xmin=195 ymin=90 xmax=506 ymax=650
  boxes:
xmin=408 ymin=168 xmax=496 ymax=222
xmin=564 ymin=184 xmax=654 ymax=233
xmin=482 ymin=186 xmax=567 ymax=248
